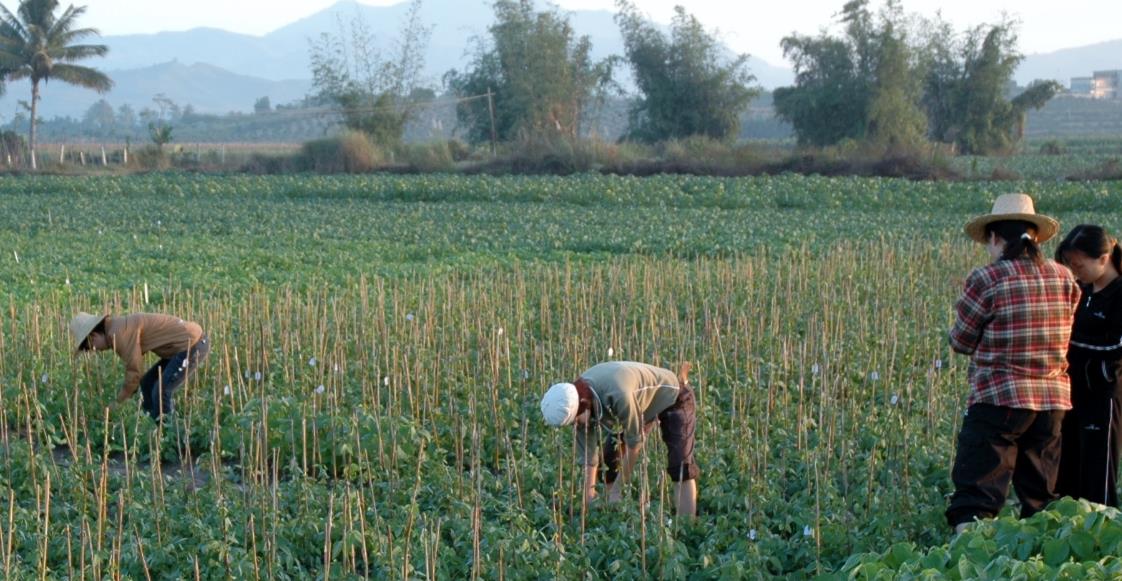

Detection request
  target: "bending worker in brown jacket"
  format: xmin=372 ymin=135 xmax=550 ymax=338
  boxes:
xmin=541 ymin=361 xmax=698 ymax=518
xmin=70 ymin=312 xmax=210 ymax=420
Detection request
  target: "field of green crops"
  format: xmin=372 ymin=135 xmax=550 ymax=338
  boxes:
xmin=2 ymin=173 xmax=1122 ymax=579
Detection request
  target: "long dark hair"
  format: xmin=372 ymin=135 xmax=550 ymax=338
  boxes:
xmin=986 ymin=220 xmax=1043 ymax=265
xmin=1055 ymin=224 xmax=1122 ymax=273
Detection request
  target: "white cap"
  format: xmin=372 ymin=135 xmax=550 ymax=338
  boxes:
xmin=540 ymin=382 xmax=579 ymax=426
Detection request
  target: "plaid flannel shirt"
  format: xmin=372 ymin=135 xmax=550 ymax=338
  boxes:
xmin=949 ymin=257 xmax=1081 ymax=411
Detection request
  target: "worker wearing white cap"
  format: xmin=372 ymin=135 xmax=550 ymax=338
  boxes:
xmin=541 ymin=361 xmax=698 ymax=518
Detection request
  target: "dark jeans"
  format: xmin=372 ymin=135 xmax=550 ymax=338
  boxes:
xmin=1056 ymin=378 xmax=1122 ymax=507
xmin=140 ymin=334 xmax=210 ymax=420
xmin=603 ymin=385 xmax=699 ymax=483
xmin=946 ymin=403 xmax=1065 ymax=527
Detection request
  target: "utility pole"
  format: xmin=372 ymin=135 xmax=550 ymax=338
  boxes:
xmin=487 ymin=88 xmax=498 ymax=157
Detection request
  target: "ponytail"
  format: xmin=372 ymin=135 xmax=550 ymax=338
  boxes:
xmin=1111 ymin=242 xmax=1122 ymax=274
xmin=987 ymin=220 xmax=1043 ymax=265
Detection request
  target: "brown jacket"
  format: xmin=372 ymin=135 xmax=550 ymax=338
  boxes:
xmin=105 ymin=314 xmax=203 ymax=400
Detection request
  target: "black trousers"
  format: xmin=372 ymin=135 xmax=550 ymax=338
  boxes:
xmin=1056 ymin=379 xmax=1122 ymax=507
xmin=946 ymin=403 xmax=1065 ymax=528
xmin=139 ymin=335 xmax=210 ymax=420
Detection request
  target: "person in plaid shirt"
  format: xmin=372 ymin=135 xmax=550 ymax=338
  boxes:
xmin=946 ymin=193 xmax=1081 ymax=534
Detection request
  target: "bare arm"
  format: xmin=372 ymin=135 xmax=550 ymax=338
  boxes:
xmin=583 ymin=464 xmax=599 ymax=505
xmin=606 ymin=441 xmax=643 ymax=502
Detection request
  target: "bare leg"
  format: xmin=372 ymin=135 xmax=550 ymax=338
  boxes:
xmin=675 ymin=479 xmax=697 ymax=518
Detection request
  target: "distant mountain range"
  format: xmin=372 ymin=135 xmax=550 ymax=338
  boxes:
xmin=0 ymin=0 xmax=1113 ymax=120
xmin=1 ymin=61 xmax=312 ymax=120
xmin=1018 ymin=39 xmax=1122 ymax=85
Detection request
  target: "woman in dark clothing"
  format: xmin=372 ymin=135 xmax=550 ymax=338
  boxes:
xmin=1055 ymin=225 xmax=1122 ymax=506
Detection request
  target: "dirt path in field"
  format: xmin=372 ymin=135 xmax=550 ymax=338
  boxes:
xmin=48 ymin=444 xmax=215 ymax=491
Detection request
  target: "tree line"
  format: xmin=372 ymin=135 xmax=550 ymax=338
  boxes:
xmin=0 ymin=0 xmax=1064 ymax=170
xmin=311 ymin=0 xmax=1058 ymax=157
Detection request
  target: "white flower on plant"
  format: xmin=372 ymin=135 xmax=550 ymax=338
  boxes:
xmin=666 ymin=518 xmax=672 ymax=526
xmin=890 ymin=394 xmax=899 ymax=406
xmin=869 ymin=371 xmax=880 ymax=381
xmin=811 ymin=363 xmax=820 ymax=375
xmin=406 ymin=313 xmax=414 ymax=322
xmin=254 ymin=371 xmax=262 ymax=382
xmin=41 ymin=373 xmax=48 ymax=384
xmin=383 ymin=376 xmax=390 ymax=386
xmin=522 ymin=369 xmax=530 ymax=380
xmin=334 ymin=364 xmax=340 ymax=373
xmin=935 ymin=359 xmax=943 ymax=369
xmin=65 ymin=278 xmax=70 ymax=286
xmin=803 ymin=525 xmax=814 ymax=537
xmin=497 ymin=327 xmax=504 ymax=336
xmin=749 ymin=529 xmax=758 ymax=541
xmin=244 ymin=370 xmax=250 ymax=379
xmin=607 ymin=347 xmax=614 ymax=357
xmin=223 ymin=385 xmax=231 ymax=396
xmin=315 ymin=385 xmax=325 ymax=394
xmin=308 ymin=357 xmax=317 ymax=367
xmin=156 ymin=220 xmax=161 ymax=226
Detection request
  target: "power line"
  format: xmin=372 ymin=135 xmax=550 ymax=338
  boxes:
xmin=245 ymin=92 xmax=491 ymax=120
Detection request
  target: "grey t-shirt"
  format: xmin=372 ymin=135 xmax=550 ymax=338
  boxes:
xmin=574 ymin=361 xmax=681 ymax=466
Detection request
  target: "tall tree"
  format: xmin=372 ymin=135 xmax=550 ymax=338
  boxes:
xmin=82 ymin=98 xmax=114 ymax=136
xmin=865 ymin=20 xmax=926 ymax=150
xmin=920 ymin=20 xmax=1058 ymax=154
xmin=773 ymin=0 xmax=881 ymax=146
xmin=615 ymin=1 xmax=757 ymax=142
xmin=446 ymin=0 xmax=613 ymax=144
xmin=0 ymin=0 xmax=111 ymax=169
xmin=308 ymin=0 xmax=431 ymax=146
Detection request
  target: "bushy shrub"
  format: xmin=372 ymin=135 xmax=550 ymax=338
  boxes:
xmin=0 ymin=130 xmax=26 ymax=165
xmin=1039 ymin=140 xmax=1066 ymax=155
xmin=242 ymin=153 xmax=300 ymax=175
xmin=658 ymin=136 xmax=766 ymax=175
xmin=1069 ymin=158 xmax=1122 ymax=181
xmin=446 ymin=139 xmax=474 ymax=162
xmin=402 ymin=142 xmax=456 ymax=173
xmin=133 ymin=145 xmax=171 ymax=171
xmin=990 ymin=165 xmax=1021 ymax=181
xmin=299 ymin=131 xmax=384 ymax=174
xmin=511 ymin=136 xmax=601 ymax=174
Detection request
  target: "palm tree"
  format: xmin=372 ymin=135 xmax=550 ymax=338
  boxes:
xmin=0 ymin=0 xmax=111 ymax=169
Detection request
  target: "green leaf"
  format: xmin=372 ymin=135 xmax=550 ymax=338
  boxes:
xmin=1043 ymin=537 xmax=1070 ymax=567
xmin=1068 ymin=530 xmax=1096 ymax=561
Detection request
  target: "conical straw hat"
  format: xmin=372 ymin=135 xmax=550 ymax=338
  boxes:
xmin=964 ymin=193 xmax=1058 ymax=244
xmin=69 ymin=312 xmax=106 ymax=352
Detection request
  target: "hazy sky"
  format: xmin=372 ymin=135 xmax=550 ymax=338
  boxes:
xmin=80 ymin=0 xmax=1119 ymax=66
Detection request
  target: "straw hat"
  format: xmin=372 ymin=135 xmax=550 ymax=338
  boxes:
xmin=540 ymin=382 xmax=579 ymax=426
xmin=69 ymin=312 xmax=106 ymax=352
xmin=964 ymin=193 xmax=1058 ymax=244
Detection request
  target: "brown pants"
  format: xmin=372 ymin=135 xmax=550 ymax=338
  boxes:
xmin=604 ymin=386 xmax=698 ymax=483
